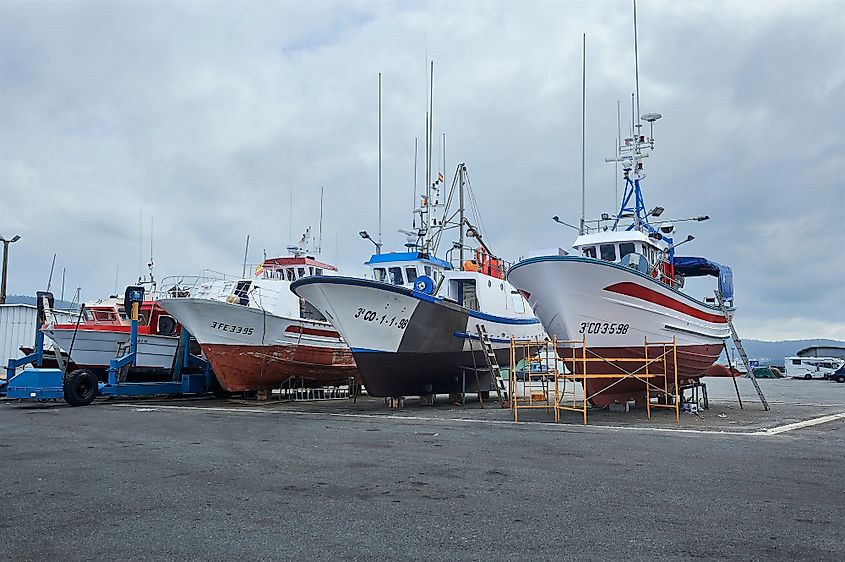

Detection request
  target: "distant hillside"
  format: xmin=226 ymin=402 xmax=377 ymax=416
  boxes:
xmin=4 ymin=294 xmax=78 ymax=310
xmin=723 ymin=339 xmax=845 ymax=367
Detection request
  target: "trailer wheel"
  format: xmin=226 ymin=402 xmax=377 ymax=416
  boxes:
xmin=63 ymin=369 xmax=98 ymax=406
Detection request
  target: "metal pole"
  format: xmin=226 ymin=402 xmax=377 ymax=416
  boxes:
xmin=242 ymin=235 xmax=250 ymax=278
xmin=580 ymin=33 xmax=586 ymax=236
xmin=378 ymin=72 xmax=382 ymax=248
xmin=459 ymin=166 xmax=465 ymax=268
xmin=0 ymin=240 xmax=8 ymax=304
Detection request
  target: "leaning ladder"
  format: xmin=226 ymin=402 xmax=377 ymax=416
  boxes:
xmin=474 ymin=324 xmax=506 ymax=402
xmin=715 ymin=291 xmax=769 ymax=411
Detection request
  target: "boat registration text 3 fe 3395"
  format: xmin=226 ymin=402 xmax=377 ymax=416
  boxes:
xmin=210 ymin=320 xmax=254 ymax=336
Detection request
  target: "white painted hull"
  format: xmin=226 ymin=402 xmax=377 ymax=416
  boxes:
xmin=158 ymin=298 xmax=356 ymax=391
xmin=507 ymin=256 xmax=730 ymax=405
xmin=42 ymin=327 xmax=179 ymax=370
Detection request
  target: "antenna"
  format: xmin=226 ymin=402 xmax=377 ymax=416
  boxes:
xmin=412 ymin=136 xmax=418 ymax=228
xmin=60 ymin=267 xmax=66 ymax=302
xmin=46 ymin=253 xmax=56 ymax=291
xmin=580 ymin=33 xmax=586 ymax=236
xmin=242 ymin=234 xmax=250 ymax=278
xmin=318 ymin=186 xmax=324 ymax=254
xmin=616 ymin=100 xmax=621 ymax=206
xmin=633 ymin=0 xmax=642 ymax=132
xmin=138 ymin=209 xmax=142 ymax=281
xmin=289 ymin=184 xmax=293 ymax=246
xmin=114 ymin=265 xmax=119 ymax=295
xmin=378 ymin=72 xmax=382 ymax=248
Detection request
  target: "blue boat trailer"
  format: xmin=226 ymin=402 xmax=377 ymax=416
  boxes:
xmin=1 ymin=287 xmax=214 ymax=406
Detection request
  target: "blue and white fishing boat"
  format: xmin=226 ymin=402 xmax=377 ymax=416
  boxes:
xmin=292 ymin=164 xmax=544 ymax=398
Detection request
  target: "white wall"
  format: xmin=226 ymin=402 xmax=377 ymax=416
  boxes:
xmin=0 ymin=304 xmax=75 ymax=376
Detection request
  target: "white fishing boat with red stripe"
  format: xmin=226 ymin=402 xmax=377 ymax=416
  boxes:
xmin=158 ymin=237 xmax=357 ymax=392
xmin=508 ymin=42 xmax=734 ymax=406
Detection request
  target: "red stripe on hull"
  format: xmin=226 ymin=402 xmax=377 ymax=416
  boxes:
xmin=559 ymin=343 xmax=723 ymax=407
xmin=201 ymin=343 xmax=359 ymax=392
xmin=604 ymin=282 xmax=727 ymax=324
xmin=284 ymin=325 xmax=341 ymax=338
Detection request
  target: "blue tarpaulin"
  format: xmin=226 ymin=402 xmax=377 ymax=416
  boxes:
xmin=674 ymin=256 xmax=734 ymax=301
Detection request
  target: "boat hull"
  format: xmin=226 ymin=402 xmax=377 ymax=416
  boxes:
xmin=290 ymin=276 xmax=545 ymax=397
xmin=42 ymin=327 xmax=179 ymax=371
xmin=507 ymin=256 xmax=730 ymax=406
xmin=158 ymin=297 xmax=357 ymax=392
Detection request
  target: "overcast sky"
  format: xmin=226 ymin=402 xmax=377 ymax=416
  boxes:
xmin=1 ymin=0 xmax=843 ymax=341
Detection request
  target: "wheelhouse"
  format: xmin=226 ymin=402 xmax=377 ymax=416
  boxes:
xmin=365 ymin=251 xmax=451 ymax=289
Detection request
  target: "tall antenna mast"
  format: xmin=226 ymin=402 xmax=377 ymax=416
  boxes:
xmin=580 ymin=33 xmax=586 ymax=236
xmin=633 ymin=0 xmax=642 ymax=133
xmin=413 ymin=137 xmax=418 ymax=226
xmin=60 ymin=267 xmax=66 ymax=302
xmin=289 ymin=184 xmax=293 ymax=246
xmin=47 ymin=253 xmax=56 ymax=291
xmin=242 ymin=234 xmax=250 ymax=278
xmin=616 ymin=99 xmax=621 ymax=205
xmin=378 ymin=72 xmax=382 ymax=248
xmin=318 ymin=186 xmax=324 ymax=254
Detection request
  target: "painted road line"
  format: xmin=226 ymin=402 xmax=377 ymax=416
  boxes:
xmin=762 ymin=412 xmax=845 ymax=435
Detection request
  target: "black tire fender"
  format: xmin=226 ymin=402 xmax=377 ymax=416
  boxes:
xmin=63 ymin=369 xmax=99 ymax=406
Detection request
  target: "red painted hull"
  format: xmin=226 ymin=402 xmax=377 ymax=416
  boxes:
xmin=201 ymin=343 xmax=359 ymax=392
xmin=559 ymin=343 xmax=723 ymax=407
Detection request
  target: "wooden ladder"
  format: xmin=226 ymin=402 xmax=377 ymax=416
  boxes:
xmin=714 ymin=291 xmax=769 ymax=411
xmin=474 ymin=323 xmax=507 ymax=402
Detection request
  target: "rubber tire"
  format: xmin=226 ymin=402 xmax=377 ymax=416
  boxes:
xmin=63 ymin=369 xmax=98 ymax=407
xmin=835 ymin=375 xmax=845 ymax=384
xmin=804 ymin=374 xmax=813 ymax=380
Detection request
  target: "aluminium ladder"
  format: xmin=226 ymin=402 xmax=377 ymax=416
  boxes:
xmin=474 ymin=324 xmax=507 ymax=403
xmin=715 ymin=291 xmax=769 ymax=411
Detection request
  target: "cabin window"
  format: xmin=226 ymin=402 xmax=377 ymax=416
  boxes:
xmin=93 ymin=310 xmax=115 ymax=322
xmin=511 ymin=291 xmax=525 ymax=313
xmin=315 ymin=268 xmax=323 ymax=276
xmin=792 ymin=359 xmax=801 ymax=365
xmin=424 ymin=266 xmax=432 ymax=277
xmin=373 ymin=268 xmax=387 ymax=282
xmin=297 ymin=267 xmax=306 ymax=278
xmin=600 ymin=244 xmax=617 ymax=261
xmin=286 ymin=269 xmax=295 ymax=281
xmin=619 ymin=242 xmax=636 ymax=259
xmin=405 ymin=267 xmax=418 ymax=284
xmin=309 ymin=267 xmax=314 ymax=276
xmin=583 ymin=246 xmax=597 ymax=258
xmin=456 ymin=279 xmax=479 ymax=311
xmin=388 ymin=267 xmax=404 ymax=285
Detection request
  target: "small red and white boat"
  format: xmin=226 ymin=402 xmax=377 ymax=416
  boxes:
xmin=42 ymin=297 xmax=182 ymax=374
xmin=158 ymin=246 xmax=357 ymax=392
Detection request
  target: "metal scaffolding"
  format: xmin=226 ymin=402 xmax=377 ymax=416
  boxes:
xmin=509 ymin=336 xmax=680 ymax=425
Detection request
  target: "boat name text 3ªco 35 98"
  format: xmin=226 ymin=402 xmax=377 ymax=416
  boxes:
xmin=354 ymin=308 xmax=409 ymax=330
xmin=579 ymin=322 xmax=630 ymax=335
xmin=210 ymin=320 xmax=255 ymax=336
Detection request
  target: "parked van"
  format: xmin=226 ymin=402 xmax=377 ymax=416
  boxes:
xmin=784 ymin=356 xmax=845 ymax=380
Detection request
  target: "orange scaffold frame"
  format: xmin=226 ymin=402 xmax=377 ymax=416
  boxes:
xmin=508 ymin=336 xmax=680 ymax=425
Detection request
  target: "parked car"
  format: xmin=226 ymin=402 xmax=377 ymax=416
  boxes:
xmin=828 ymin=365 xmax=845 ymax=384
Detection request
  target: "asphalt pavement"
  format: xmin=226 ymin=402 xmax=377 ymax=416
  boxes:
xmin=1 ymin=378 xmax=843 ymax=561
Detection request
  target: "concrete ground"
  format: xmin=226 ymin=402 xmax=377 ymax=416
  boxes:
xmin=1 ymin=376 xmax=843 ymax=561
